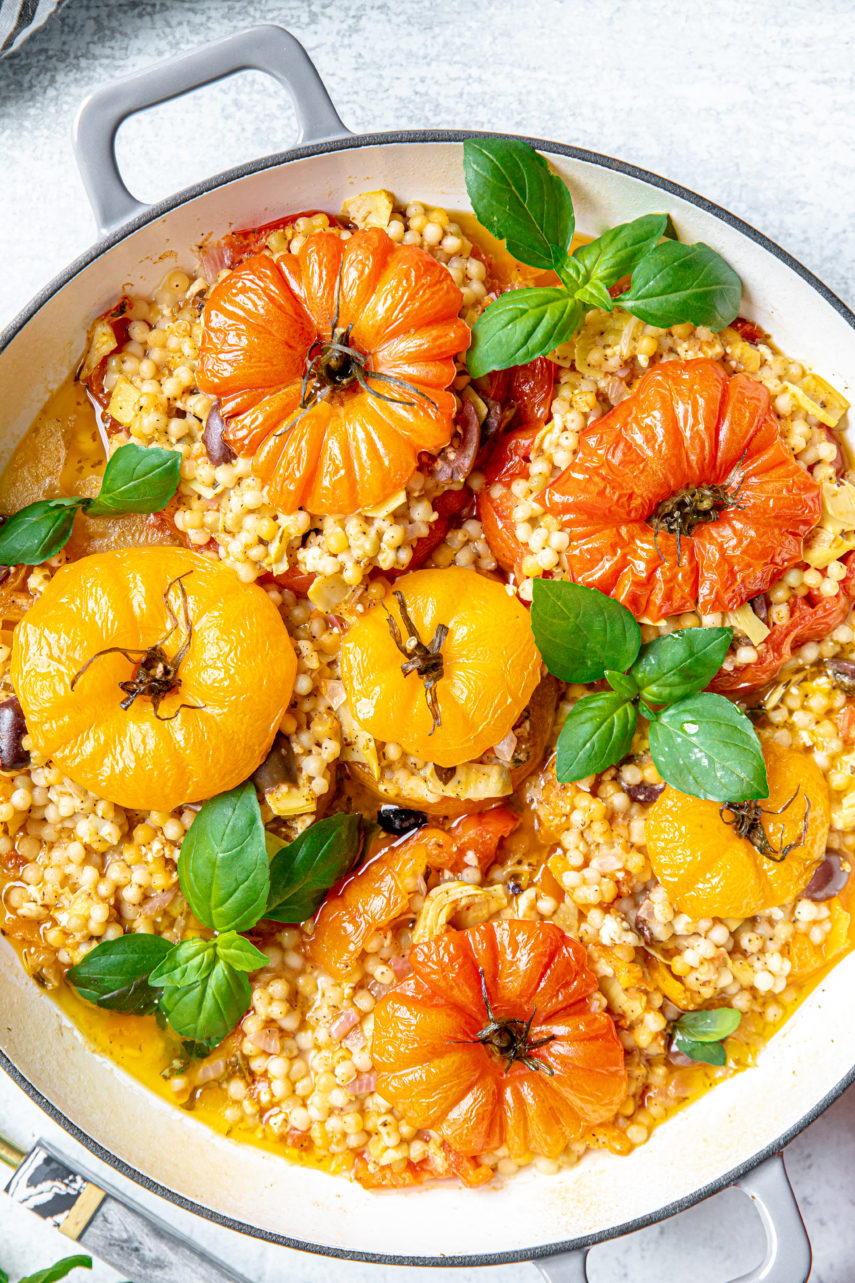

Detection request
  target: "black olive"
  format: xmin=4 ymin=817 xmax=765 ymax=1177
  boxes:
xmin=252 ymin=735 xmax=298 ymax=793
xmin=624 ymin=780 xmax=665 ymax=804
xmin=433 ymin=764 xmax=456 ymax=786
xmin=0 ymin=696 xmax=29 ymax=771
xmin=203 ymin=401 xmax=236 ymax=467
xmin=750 ymin=594 xmax=769 ymax=624
xmin=377 ymin=806 xmax=428 ymax=836
xmin=508 ymin=879 xmax=523 ymax=895
xmin=825 ymin=658 xmax=855 ymax=696
xmin=804 ymin=852 xmax=850 ymax=901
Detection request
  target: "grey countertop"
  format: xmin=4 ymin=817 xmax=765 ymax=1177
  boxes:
xmin=0 ymin=1 xmax=853 ymax=1279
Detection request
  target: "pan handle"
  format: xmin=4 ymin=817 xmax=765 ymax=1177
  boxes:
xmin=72 ymin=24 xmax=350 ymax=238
xmin=533 ymin=1152 xmax=811 ymax=1283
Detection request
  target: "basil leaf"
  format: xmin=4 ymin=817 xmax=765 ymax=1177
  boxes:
xmin=0 ymin=497 xmax=85 ymax=566
xmin=575 ymin=280 xmax=614 ymax=313
xmin=149 ymin=938 xmax=216 ymax=989
xmin=616 ymin=240 xmax=742 ymax=330
xmin=675 ymin=1007 xmax=741 ymax=1042
xmin=159 ymin=958 xmax=251 ymax=1044
xmin=631 ymin=627 xmax=732 ymax=705
xmin=215 ymin=930 xmax=269 ymax=972
xmin=87 ymin=442 xmax=181 ymax=517
xmin=67 ymin=934 xmax=173 ymax=1014
xmin=555 ymin=693 xmax=638 ymax=783
xmin=531 ymin=580 xmax=641 ymax=683
xmin=266 ymin=813 xmax=363 ymax=923
xmin=467 ymin=289 xmax=583 ymax=377
xmin=463 ymin=137 xmax=575 ymax=271
xmin=605 ymin=670 xmax=638 ymax=701
xmin=178 ymin=782 xmax=269 ymax=933
xmin=18 ymin=1257 xmax=93 ymax=1283
xmin=672 ymin=1031 xmax=727 ymax=1067
xmin=571 ymin=214 xmax=668 ymax=288
xmin=648 ymin=692 xmax=768 ymax=802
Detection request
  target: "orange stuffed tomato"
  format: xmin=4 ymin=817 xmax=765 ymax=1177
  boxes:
xmin=646 ymin=742 xmax=830 ymax=919
xmin=11 ymin=547 xmax=296 ymax=812
xmin=540 ymin=359 xmax=821 ymax=621
xmin=197 ymin=228 xmax=470 ymax=515
xmin=372 ymin=919 xmax=626 ymax=1159
xmin=338 ymin=567 xmax=541 ymax=768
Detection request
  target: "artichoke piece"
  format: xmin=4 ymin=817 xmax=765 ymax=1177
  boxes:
xmin=266 ymin=782 xmax=317 ymax=818
xmin=107 ymin=376 xmax=142 ymax=428
xmin=723 ymin=603 xmax=770 ymax=646
xmin=784 ymin=375 xmax=850 ymax=429
xmin=427 ymin=762 xmax=512 ymax=799
xmin=412 ymin=880 xmax=509 ymax=944
xmin=79 ymin=317 xmax=120 ymax=381
xmin=341 ymin=189 xmax=395 ymax=230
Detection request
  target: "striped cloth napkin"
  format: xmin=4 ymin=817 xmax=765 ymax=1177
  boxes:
xmin=1 ymin=0 xmax=67 ymax=55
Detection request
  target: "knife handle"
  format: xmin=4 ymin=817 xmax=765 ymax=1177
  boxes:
xmin=5 ymin=1142 xmax=252 ymax=1283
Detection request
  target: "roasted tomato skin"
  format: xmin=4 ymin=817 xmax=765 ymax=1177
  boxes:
xmin=541 ymin=360 xmax=822 ymax=621
xmin=711 ymin=554 xmax=855 ymax=697
xmin=372 ymin=920 xmax=626 ymax=1160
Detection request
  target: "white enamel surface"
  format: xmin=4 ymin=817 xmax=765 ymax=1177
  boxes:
xmin=1 ymin=139 xmax=853 ymax=1260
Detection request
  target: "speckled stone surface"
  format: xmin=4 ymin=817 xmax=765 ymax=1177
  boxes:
xmin=0 ymin=1 xmax=854 ymax=1279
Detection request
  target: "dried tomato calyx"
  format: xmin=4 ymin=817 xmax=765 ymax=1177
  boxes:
xmin=70 ymin=573 xmax=204 ymax=722
xmin=384 ymin=590 xmax=448 ymax=735
xmin=298 ymin=265 xmax=439 ymax=415
xmin=469 ymin=967 xmax=555 ymax=1075
xmin=719 ymin=787 xmax=810 ymax=863
xmin=649 ymin=479 xmax=743 ymax=565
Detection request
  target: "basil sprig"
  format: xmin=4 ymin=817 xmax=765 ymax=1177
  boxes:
xmin=462 ymin=137 xmax=742 ymax=376
xmin=1 ymin=1257 xmax=93 ymax=1283
xmin=0 ymin=442 xmax=180 ymax=566
xmin=531 ymin=579 xmax=767 ymax=802
xmin=67 ymin=785 xmax=364 ymax=1047
xmin=672 ymin=1007 xmax=741 ymax=1066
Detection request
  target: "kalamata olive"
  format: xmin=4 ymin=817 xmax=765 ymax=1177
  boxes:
xmin=0 ymin=696 xmax=29 ymax=770
xmin=252 ymin=735 xmax=298 ymax=793
xmin=377 ymin=805 xmax=428 ymax=836
xmin=203 ymin=401 xmax=236 ymax=466
xmin=750 ymin=594 xmax=769 ymax=624
xmin=825 ymin=658 xmax=855 ymax=695
xmin=804 ymin=852 xmax=850 ymax=901
xmin=624 ymin=781 xmax=665 ymax=804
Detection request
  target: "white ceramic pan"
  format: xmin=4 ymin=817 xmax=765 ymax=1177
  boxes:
xmin=2 ymin=25 xmax=853 ymax=1282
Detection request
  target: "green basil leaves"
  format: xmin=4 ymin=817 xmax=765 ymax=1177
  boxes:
xmin=10 ymin=1257 xmax=93 ymax=1283
xmin=267 ymin=813 xmax=364 ymax=923
xmin=467 ymin=290 xmax=583 ymax=379
xmin=462 ymin=137 xmax=743 ymax=375
xmin=614 ymin=240 xmax=743 ymax=331
xmin=67 ymin=786 xmax=364 ymax=1047
xmin=463 ymin=137 xmax=575 ymax=271
xmin=530 ymin=580 xmax=767 ymax=802
xmin=531 ymin=579 xmax=641 ymax=683
xmin=86 ymin=441 xmax=182 ymax=517
xmin=177 ymin=782 xmax=269 ymax=933
xmin=66 ymin=934 xmax=173 ymax=1015
xmin=672 ymin=1007 xmax=741 ymax=1066
xmin=0 ymin=442 xmax=180 ymax=566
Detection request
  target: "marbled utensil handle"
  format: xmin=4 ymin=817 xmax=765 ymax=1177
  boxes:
xmin=6 ymin=1142 xmax=252 ymax=1283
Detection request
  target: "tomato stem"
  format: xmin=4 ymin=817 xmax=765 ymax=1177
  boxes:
xmin=469 ymin=967 xmax=555 ymax=1075
xmin=649 ymin=454 xmax=748 ymax=566
xmin=719 ymin=788 xmax=809 ymax=862
xmin=70 ymin=572 xmax=205 ymax=722
xmin=297 ymin=261 xmax=439 ymax=415
xmin=383 ymin=591 xmax=448 ymax=735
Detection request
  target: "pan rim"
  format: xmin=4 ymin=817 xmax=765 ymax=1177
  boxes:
xmin=1 ymin=126 xmax=853 ymax=1265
